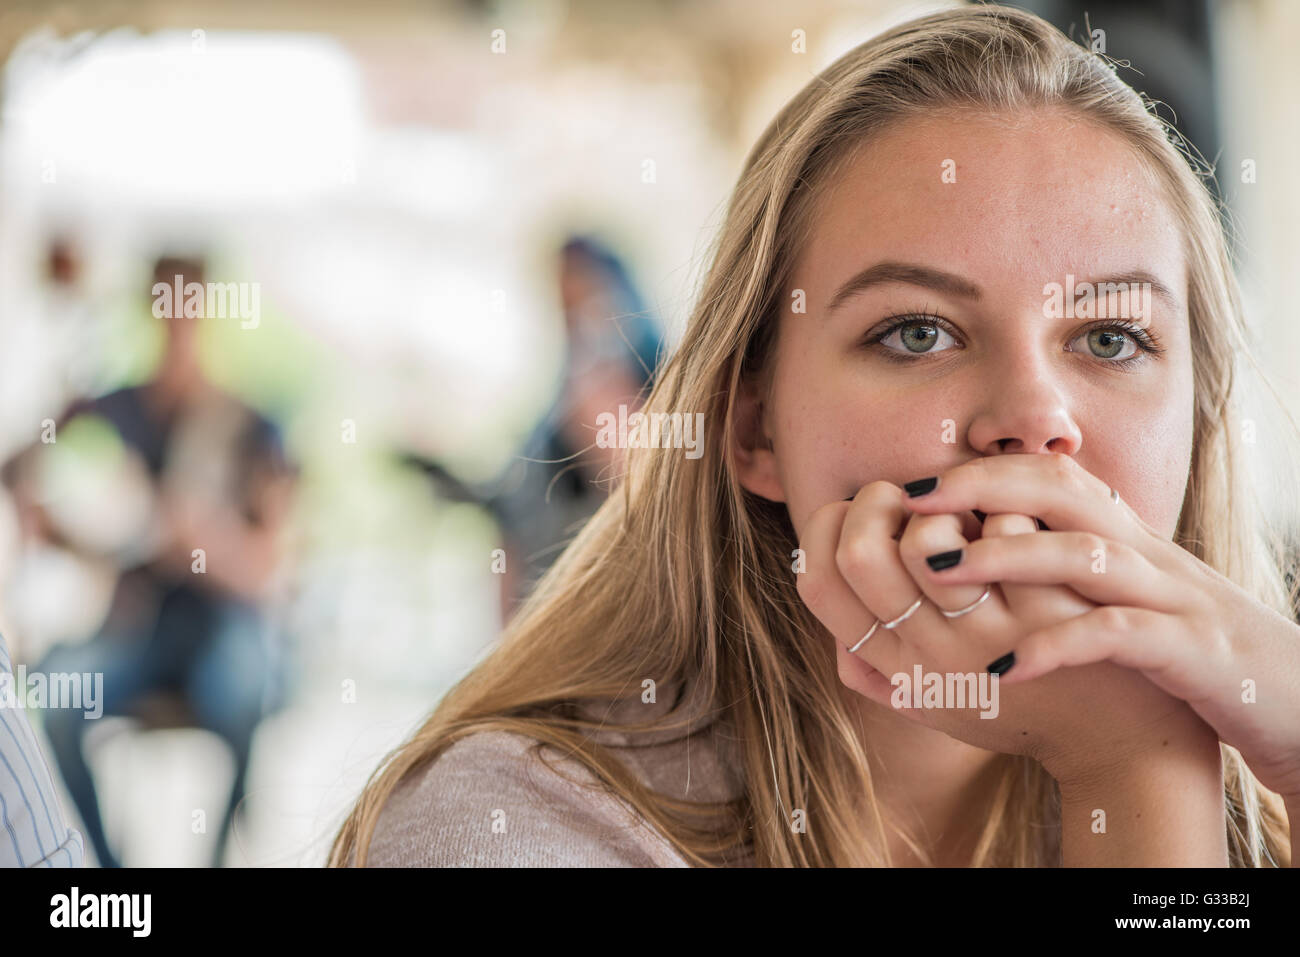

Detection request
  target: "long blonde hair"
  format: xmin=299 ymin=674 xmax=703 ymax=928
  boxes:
xmin=331 ymin=3 xmax=1296 ymax=867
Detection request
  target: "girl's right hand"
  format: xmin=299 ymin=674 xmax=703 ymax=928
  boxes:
xmin=797 ymin=481 xmax=1220 ymax=788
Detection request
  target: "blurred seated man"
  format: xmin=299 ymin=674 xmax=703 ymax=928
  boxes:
xmin=4 ymin=254 xmax=298 ymax=867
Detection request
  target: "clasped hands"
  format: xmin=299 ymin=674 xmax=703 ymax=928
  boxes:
xmin=797 ymin=452 xmax=1300 ymax=805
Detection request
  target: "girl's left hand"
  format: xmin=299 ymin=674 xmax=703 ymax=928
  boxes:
xmin=902 ymin=452 xmax=1300 ymax=803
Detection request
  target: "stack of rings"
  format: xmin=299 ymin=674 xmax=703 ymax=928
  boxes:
xmin=848 ymin=586 xmax=991 ymax=654
xmin=847 ymin=485 xmax=1120 ymax=655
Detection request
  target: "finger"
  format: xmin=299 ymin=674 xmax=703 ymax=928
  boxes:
xmin=835 ymin=642 xmax=940 ymax=730
xmin=837 ymin=482 xmax=951 ymax=657
xmin=990 ymin=606 xmax=1200 ymax=700
xmin=897 ymin=510 xmax=1011 ymax=632
xmin=797 ymin=497 xmax=901 ymax=672
xmin=979 ymin=513 xmax=1094 ymax=624
xmin=834 ymin=641 xmax=898 ymax=709
xmin=920 ymin=529 xmax=1185 ymax=613
xmin=901 ymin=453 xmax=1159 ymax=550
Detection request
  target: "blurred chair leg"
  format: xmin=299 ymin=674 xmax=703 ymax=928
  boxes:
xmin=185 ymin=599 xmax=270 ymax=867
xmin=211 ymin=729 xmax=254 ymax=868
xmin=37 ymin=632 xmax=160 ymax=869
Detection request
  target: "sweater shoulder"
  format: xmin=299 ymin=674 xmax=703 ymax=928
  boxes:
xmin=364 ymin=730 xmax=689 ymax=867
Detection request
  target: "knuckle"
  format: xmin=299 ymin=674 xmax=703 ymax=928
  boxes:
xmin=1097 ymin=604 xmax=1130 ymax=631
xmin=899 ymin=512 xmax=962 ymax=558
xmin=1206 ymin=618 xmax=1233 ymax=664
xmin=1077 ymin=531 xmax=1108 ymax=556
xmin=966 ymin=535 xmax=998 ymax=569
xmin=1047 ymin=451 xmax=1074 ymax=479
xmin=835 ymin=534 xmax=877 ymax=582
xmin=953 ymin=454 xmax=987 ymax=486
xmin=982 ymin=512 xmax=1034 ymax=537
xmin=805 ymin=498 xmax=844 ymax=530
xmin=1111 ymin=540 xmax=1143 ymax=569
xmin=1049 ymin=453 xmax=1090 ymax=498
xmin=861 ymin=479 xmax=901 ymax=504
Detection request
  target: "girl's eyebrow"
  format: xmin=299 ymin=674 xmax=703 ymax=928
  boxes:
xmin=824 ymin=260 xmax=1180 ymax=316
xmin=825 ymin=261 xmax=982 ymax=315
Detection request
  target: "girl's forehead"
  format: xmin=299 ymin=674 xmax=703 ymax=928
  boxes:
xmin=792 ymin=111 xmax=1184 ymax=302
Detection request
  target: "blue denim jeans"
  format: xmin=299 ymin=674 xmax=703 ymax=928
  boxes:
xmin=38 ymin=581 xmax=282 ymax=867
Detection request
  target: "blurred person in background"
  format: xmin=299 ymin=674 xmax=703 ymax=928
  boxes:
xmin=41 ymin=235 xmax=100 ymax=400
xmin=2 ymin=254 xmax=298 ymax=867
xmin=406 ymin=235 xmax=664 ymax=620
xmin=3 ymin=237 xmax=99 ymax=448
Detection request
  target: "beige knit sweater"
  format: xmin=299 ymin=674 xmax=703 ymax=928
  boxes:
xmin=364 ymin=673 xmax=751 ymax=866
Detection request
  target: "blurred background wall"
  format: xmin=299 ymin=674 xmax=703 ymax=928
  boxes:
xmin=0 ymin=0 xmax=1294 ymax=866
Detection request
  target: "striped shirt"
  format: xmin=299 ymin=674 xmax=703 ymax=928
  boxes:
xmin=0 ymin=631 xmax=84 ymax=867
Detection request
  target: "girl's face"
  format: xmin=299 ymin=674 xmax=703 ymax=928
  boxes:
xmin=734 ymin=108 xmax=1194 ymax=541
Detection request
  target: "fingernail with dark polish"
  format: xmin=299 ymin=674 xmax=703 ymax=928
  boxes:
xmin=987 ymin=652 xmax=1016 ymax=676
xmin=925 ymin=548 xmax=963 ymax=571
xmin=904 ymin=476 xmax=939 ymax=497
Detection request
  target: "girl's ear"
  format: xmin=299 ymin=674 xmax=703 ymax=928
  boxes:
xmin=731 ymin=374 xmax=786 ymax=502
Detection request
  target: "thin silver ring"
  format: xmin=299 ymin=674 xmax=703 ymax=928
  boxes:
xmin=1110 ymin=487 xmax=1121 ymax=505
xmin=847 ymin=593 xmax=925 ymax=655
xmin=939 ymin=584 xmax=992 ymax=619
xmin=848 ymin=619 xmax=879 ymax=654
xmin=881 ymin=594 xmax=925 ymax=630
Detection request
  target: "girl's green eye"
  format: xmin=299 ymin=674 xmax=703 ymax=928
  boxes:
xmin=898 ymin=324 xmax=940 ymax=352
xmin=1065 ymin=320 xmax=1165 ymax=366
xmin=1075 ymin=327 xmax=1134 ymax=360
xmin=873 ymin=317 xmax=959 ymax=356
